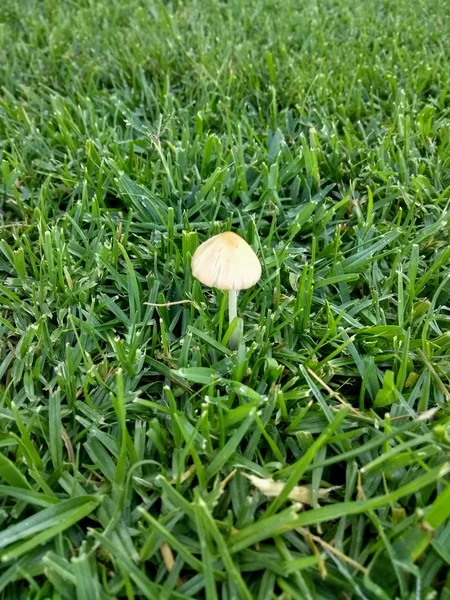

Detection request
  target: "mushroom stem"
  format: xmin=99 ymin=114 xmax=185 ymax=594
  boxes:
xmin=228 ymin=290 xmax=239 ymax=348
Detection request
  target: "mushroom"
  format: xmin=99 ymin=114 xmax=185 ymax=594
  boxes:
xmin=191 ymin=231 xmax=261 ymax=347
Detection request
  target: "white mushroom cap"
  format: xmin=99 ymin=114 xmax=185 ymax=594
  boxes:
xmin=191 ymin=231 xmax=261 ymax=291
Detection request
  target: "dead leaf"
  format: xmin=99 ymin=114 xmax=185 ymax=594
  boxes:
xmin=244 ymin=474 xmax=339 ymax=505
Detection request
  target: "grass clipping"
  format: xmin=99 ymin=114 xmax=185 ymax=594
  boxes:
xmin=245 ymin=474 xmax=339 ymax=507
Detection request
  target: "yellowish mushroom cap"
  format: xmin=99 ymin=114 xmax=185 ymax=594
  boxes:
xmin=191 ymin=231 xmax=261 ymax=291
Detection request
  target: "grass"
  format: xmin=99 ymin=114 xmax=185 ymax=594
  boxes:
xmin=1 ymin=0 xmax=450 ymax=597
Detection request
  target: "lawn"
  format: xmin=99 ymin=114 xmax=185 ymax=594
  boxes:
xmin=1 ymin=0 xmax=450 ymax=598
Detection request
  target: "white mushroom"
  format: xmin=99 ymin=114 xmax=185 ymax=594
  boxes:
xmin=191 ymin=231 xmax=261 ymax=347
